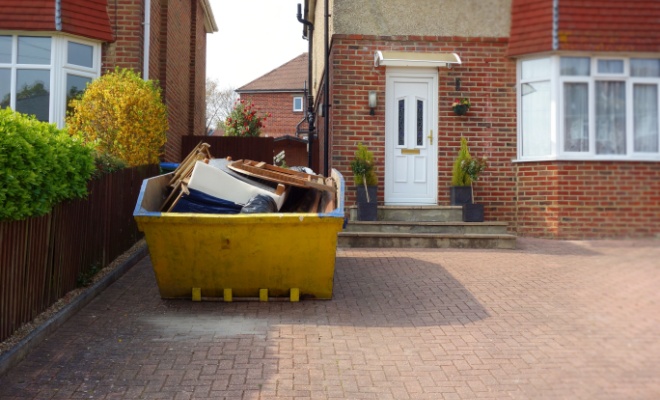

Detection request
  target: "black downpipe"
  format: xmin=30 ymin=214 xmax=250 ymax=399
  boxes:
xmin=323 ymin=0 xmax=330 ymax=176
xmin=297 ymin=2 xmax=315 ymax=169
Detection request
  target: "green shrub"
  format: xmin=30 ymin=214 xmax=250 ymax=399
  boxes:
xmin=66 ymin=67 xmax=168 ymax=167
xmin=92 ymin=152 xmax=127 ymax=179
xmin=0 ymin=108 xmax=95 ymax=221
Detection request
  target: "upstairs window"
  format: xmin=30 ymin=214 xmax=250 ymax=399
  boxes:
xmin=293 ymin=96 xmax=303 ymax=112
xmin=518 ymin=55 xmax=660 ymax=161
xmin=0 ymin=34 xmax=100 ymax=127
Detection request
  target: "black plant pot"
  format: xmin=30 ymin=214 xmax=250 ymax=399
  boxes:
xmin=463 ymin=203 xmax=484 ymax=222
xmin=450 ymin=186 xmax=472 ymax=206
xmin=453 ymin=105 xmax=469 ymax=116
xmin=356 ymin=185 xmax=378 ymax=221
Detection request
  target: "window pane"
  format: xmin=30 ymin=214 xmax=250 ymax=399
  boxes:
xmin=293 ymin=96 xmax=302 ymax=111
xmin=560 ymin=57 xmax=590 ymax=76
xmin=631 ymin=59 xmax=660 ymax=77
xmin=521 ymin=81 xmax=552 ymax=157
xmin=398 ymin=99 xmax=405 ymax=146
xmin=416 ymin=99 xmax=423 ymax=146
xmin=564 ymin=83 xmax=589 ymax=152
xmin=521 ymin=58 xmax=550 ymax=80
xmin=596 ymin=81 xmax=626 ymax=155
xmin=597 ymin=59 xmax=623 ymax=74
xmin=0 ymin=36 xmax=11 ymax=63
xmin=16 ymin=69 xmax=50 ymax=122
xmin=66 ymin=74 xmax=91 ymax=115
xmin=633 ymin=84 xmax=659 ymax=153
xmin=17 ymin=37 xmax=51 ymax=65
xmin=0 ymin=68 xmax=10 ymax=108
xmin=67 ymin=41 xmax=93 ymax=68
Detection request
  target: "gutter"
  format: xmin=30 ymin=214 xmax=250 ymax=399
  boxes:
xmin=297 ymin=1 xmax=316 ymax=169
xmin=143 ymin=0 xmax=150 ymax=79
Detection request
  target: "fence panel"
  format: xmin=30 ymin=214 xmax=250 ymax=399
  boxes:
xmin=180 ymin=136 xmax=275 ymax=163
xmin=0 ymin=164 xmax=158 ymax=342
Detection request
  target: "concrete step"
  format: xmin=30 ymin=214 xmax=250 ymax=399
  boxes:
xmin=343 ymin=220 xmax=509 ymax=235
xmin=337 ymin=232 xmax=517 ymax=249
xmin=348 ymin=205 xmax=462 ymax=222
xmin=343 ymin=205 xmax=516 ymax=249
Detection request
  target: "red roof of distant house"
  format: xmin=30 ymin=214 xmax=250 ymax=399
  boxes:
xmin=237 ymin=53 xmax=308 ymax=93
xmin=0 ymin=0 xmax=114 ymax=42
xmin=508 ymin=0 xmax=660 ymax=56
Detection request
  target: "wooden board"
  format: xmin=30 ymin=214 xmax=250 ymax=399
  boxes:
xmin=228 ymin=159 xmax=336 ymax=193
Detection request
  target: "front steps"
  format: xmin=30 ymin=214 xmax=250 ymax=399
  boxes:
xmin=338 ymin=206 xmax=516 ymax=249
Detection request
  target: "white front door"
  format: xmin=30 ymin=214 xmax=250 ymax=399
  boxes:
xmin=384 ymin=68 xmax=438 ymax=205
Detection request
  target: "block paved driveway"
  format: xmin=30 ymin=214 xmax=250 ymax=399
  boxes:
xmin=1 ymin=238 xmax=659 ymax=399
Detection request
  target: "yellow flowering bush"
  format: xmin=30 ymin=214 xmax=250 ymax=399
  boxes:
xmin=66 ymin=68 xmax=168 ymax=167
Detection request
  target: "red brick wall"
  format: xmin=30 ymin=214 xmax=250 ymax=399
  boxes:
xmin=192 ymin=0 xmax=208 ymax=142
xmin=516 ymin=162 xmax=660 ymax=239
xmin=102 ymin=0 xmax=143 ymax=72
xmin=330 ymin=35 xmax=518 ymax=229
xmin=239 ymin=92 xmax=306 ymax=138
xmin=161 ymin=0 xmax=191 ymax=162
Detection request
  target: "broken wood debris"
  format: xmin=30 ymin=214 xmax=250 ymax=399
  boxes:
xmin=159 ymin=143 xmax=336 ymax=214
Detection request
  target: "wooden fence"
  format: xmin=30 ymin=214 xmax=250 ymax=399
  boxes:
xmin=181 ymin=136 xmax=275 ymax=162
xmin=0 ymin=165 xmax=159 ymax=343
xmin=181 ymin=135 xmax=319 ymax=173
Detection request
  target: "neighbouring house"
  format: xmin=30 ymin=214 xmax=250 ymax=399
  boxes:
xmin=236 ymin=53 xmax=309 ymax=139
xmin=0 ymin=0 xmax=217 ymax=162
xmin=236 ymin=52 xmax=314 ymax=169
xmin=301 ymin=0 xmax=660 ymax=239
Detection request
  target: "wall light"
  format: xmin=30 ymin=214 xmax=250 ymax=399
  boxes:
xmin=368 ymin=91 xmax=377 ymax=115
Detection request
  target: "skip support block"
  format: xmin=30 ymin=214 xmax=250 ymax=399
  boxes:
xmin=290 ymin=288 xmax=300 ymax=302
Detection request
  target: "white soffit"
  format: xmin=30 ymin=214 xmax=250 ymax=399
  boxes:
xmin=374 ymin=51 xmax=462 ymax=68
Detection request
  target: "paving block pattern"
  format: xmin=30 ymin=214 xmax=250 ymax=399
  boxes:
xmin=1 ymin=238 xmax=659 ymax=399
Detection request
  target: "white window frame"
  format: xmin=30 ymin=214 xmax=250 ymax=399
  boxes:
xmin=517 ymin=54 xmax=660 ymax=162
xmin=0 ymin=32 xmax=101 ymax=127
xmin=293 ymin=96 xmax=303 ymax=112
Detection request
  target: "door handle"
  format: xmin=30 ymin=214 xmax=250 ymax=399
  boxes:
xmin=427 ymin=129 xmax=433 ymax=145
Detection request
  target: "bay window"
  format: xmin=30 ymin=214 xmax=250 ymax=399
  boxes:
xmin=0 ymin=34 xmax=100 ymax=127
xmin=518 ymin=55 xmax=660 ymax=161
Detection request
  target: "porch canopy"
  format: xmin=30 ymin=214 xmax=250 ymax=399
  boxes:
xmin=374 ymin=51 xmax=462 ymax=68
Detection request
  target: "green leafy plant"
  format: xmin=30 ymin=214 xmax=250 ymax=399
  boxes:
xmin=91 ymin=152 xmax=127 ymax=179
xmin=461 ymin=156 xmax=488 ymax=202
xmin=451 ymin=98 xmax=471 ymax=109
xmin=350 ymin=143 xmax=378 ymax=202
xmin=0 ymin=108 xmax=95 ymax=221
xmin=66 ymin=67 xmax=169 ymax=167
xmin=452 ymin=98 xmax=471 ymax=115
xmin=224 ymin=99 xmax=271 ymax=137
xmin=77 ymin=262 xmax=102 ymax=287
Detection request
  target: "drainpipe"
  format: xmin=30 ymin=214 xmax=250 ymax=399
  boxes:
xmin=297 ymin=2 xmax=315 ymax=169
xmin=323 ymin=0 xmax=330 ymax=176
xmin=143 ymin=0 xmax=151 ymax=79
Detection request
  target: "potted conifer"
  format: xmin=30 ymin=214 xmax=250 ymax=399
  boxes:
xmin=350 ymin=143 xmax=378 ymax=221
xmin=450 ymin=137 xmax=473 ymax=205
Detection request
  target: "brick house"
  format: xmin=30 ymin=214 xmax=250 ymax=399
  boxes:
xmin=0 ymin=0 xmax=217 ymax=162
xmin=302 ymin=0 xmax=660 ymax=239
xmin=236 ymin=53 xmax=308 ymax=138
